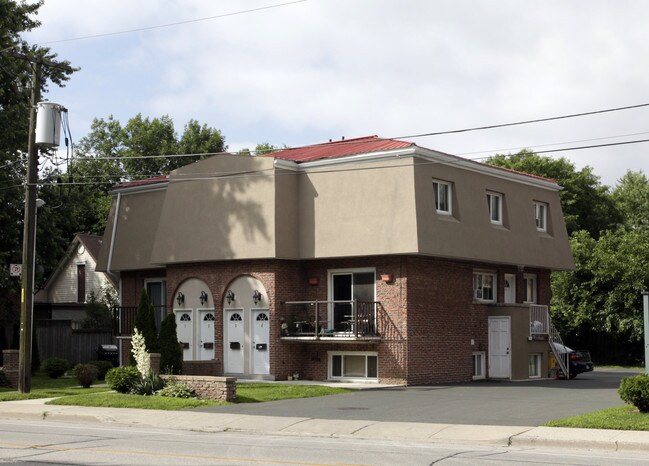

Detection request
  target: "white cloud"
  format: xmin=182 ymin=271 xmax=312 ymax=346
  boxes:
xmin=24 ymin=0 xmax=649 ymax=186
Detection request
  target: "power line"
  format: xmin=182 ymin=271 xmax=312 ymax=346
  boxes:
xmin=18 ymin=0 xmax=309 ymax=49
xmin=393 ymin=102 xmax=649 ymax=140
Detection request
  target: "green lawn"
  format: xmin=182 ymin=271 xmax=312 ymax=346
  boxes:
xmin=546 ymin=405 xmax=649 ymax=431
xmin=1 ymin=375 xmax=355 ymax=410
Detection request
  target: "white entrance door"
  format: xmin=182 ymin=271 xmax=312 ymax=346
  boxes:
xmin=175 ymin=310 xmax=193 ymax=361
xmin=504 ymin=274 xmax=516 ymax=304
xmin=251 ymin=309 xmax=270 ymax=375
xmin=488 ymin=317 xmax=511 ymax=379
xmin=225 ymin=309 xmax=245 ymax=374
xmin=199 ymin=309 xmax=215 ymax=361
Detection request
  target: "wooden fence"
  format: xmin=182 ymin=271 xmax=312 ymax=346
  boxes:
xmin=35 ymin=320 xmax=115 ymax=366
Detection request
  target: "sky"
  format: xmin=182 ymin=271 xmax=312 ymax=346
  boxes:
xmin=23 ymin=0 xmax=649 ymax=187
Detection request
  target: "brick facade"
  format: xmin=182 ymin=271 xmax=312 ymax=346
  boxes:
xmin=1 ymin=349 xmax=19 ymax=388
xmin=118 ymin=255 xmax=553 ymax=385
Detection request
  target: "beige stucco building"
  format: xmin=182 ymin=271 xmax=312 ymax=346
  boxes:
xmin=98 ymin=136 xmax=574 ymax=384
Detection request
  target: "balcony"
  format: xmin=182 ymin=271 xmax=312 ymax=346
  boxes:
xmin=114 ymin=305 xmax=167 ymax=336
xmin=529 ymin=304 xmax=550 ymax=337
xmin=281 ymin=300 xmax=381 ymax=342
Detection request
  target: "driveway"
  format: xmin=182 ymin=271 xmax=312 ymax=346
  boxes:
xmin=192 ymin=369 xmax=640 ymax=426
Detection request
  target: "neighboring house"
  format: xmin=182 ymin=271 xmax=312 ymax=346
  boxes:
xmin=96 ymin=136 xmax=574 ymax=384
xmin=35 ymin=234 xmax=118 ymax=328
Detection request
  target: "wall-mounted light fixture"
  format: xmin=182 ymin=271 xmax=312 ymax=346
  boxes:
xmin=225 ymin=289 xmax=235 ymax=305
xmin=381 ymin=274 xmax=394 ymax=284
xmin=253 ymin=289 xmax=262 ymax=305
xmin=176 ymin=292 xmax=185 ymax=306
xmin=308 ymin=277 xmax=319 ymax=286
xmin=199 ymin=291 xmax=208 ymax=306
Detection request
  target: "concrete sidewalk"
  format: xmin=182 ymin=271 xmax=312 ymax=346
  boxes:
xmin=1 ymin=398 xmax=649 ymax=453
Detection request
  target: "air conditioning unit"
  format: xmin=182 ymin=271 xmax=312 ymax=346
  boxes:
xmin=474 ymin=289 xmax=483 ymax=299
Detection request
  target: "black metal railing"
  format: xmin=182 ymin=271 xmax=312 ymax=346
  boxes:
xmin=114 ymin=305 xmax=166 ymax=336
xmin=283 ymin=300 xmax=379 ymax=338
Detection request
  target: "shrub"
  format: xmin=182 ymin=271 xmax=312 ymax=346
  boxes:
xmin=159 ymin=313 xmax=183 ymax=375
xmin=157 ymin=380 xmax=195 ymax=398
xmin=619 ymin=374 xmax=649 ymax=413
xmin=88 ymin=360 xmax=114 ymax=380
xmin=41 ymin=357 xmax=69 ymax=378
xmin=130 ymin=371 xmax=165 ymax=396
xmin=0 ymin=369 xmax=9 ymax=388
xmin=133 ymin=289 xmax=158 ymax=354
xmin=105 ymin=366 xmax=140 ymax=393
xmin=75 ymin=364 xmax=99 ymax=388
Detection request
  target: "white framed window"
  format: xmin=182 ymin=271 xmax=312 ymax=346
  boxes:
xmin=487 ymin=192 xmax=503 ymax=224
xmin=432 ymin=180 xmax=452 ymax=214
xmin=329 ymin=351 xmax=378 ymax=381
xmin=534 ymin=202 xmax=547 ymax=231
xmin=528 ymin=353 xmax=541 ymax=378
xmin=524 ymin=274 xmax=537 ymax=304
xmin=473 ymin=351 xmax=486 ymax=380
xmin=473 ymin=271 xmax=496 ymax=302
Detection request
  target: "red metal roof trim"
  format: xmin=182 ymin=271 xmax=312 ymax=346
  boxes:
xmin=114 ymin=175 xmax=169 ymax=189
xmin=267 ymin=135 xmax=414 ymax=163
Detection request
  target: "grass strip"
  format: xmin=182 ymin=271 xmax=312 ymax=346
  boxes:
xmin=48 ymin=392 xmax=221 ymax=410
xmin=546 ymin=405 xmax=649 ymax=431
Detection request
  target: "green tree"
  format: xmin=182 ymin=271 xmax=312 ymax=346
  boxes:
xmin=133 ymin=289 xmax=158 ymax=353
xmin=612 ymin=170 xmax=649 ymax=230
xmin=81 ymin=290 xmax=114 ymax=330
xmin=551 ymin=229 xmax=649 ymax=364
xmin=0 ymin=0 xmax=75 ymax=326
xmin=487 ymin=150 xmax=620 ymax=237
xmin=158 ymin=313 xmax=183 ymax=374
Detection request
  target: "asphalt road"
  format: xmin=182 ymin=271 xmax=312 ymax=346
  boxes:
xmin=192 ymin=368 xmax=639 ymax=426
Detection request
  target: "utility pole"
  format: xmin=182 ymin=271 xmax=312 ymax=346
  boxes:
xmin=18 ymin=62 xmax=41 ymax=393
xmin=9 ymin=52 xmax=75 ymax=393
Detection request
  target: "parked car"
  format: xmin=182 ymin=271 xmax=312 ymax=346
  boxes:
xmin=553 ymin=344 xmax=594 ymax=379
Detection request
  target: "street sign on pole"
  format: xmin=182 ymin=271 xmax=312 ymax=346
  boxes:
xmin=9 ymin=264 xmax=22 ymax=277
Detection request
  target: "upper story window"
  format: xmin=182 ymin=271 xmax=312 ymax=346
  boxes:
xmin=524 ymin=274 xmax=537 ymax=303
xmin=486 ymin=192 xmax=503 ymax=225
xmin=432 ymin=180 xmax=452 ymax=215
xmin=534 ymin=202 xmax=547 ymax=232
xmin=473 ymin=271 xmax=496 ymax=302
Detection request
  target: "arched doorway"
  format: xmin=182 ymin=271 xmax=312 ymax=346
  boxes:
xmin=173 ymin=278 xmax=215 ymax=361
xmin=222 ymin=275 xmax=270 ymax=377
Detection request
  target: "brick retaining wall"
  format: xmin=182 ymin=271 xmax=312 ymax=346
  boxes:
xmin=161 ymin=375 xmax=236 ymax=401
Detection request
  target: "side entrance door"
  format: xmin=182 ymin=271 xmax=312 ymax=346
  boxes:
xmin=488 ymin=316 xmax=511 ymax=379
xmin=251 ymin=309 xmax=270 ymax=375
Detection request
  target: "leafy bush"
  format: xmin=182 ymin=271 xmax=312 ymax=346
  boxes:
xmin=88 ymin=360 xmax=114 ymax=380
xmin=75 ymin=364 xmax=99 ymax=388
xmin=0 ymin=369 xmax=9 ymax=388
xmin=619 ymin=374 xmax=649 ymax=413
xmin=41 ymin=357 xmax=69 ymax=378
xmin=157 ymin=380 xmax=195 ymax=398
xmin=159 ymin=313 xmax=183 ymax=375
xmin=105 ymin=366 xmax=140 ymax=393
xmin=130 ymin=371 xmax=165 ymax=396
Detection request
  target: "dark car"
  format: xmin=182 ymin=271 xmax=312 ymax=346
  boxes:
xmin=554 ymin=344 xmax=594 ymax=379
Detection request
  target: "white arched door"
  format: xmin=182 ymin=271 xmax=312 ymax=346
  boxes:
xmin=252 ymin=309 xmax=270 ymax=375
xmin=199 ymin=309 xmax=215 ymax=361
xmin=175 ymin=310 xmax=193 ymax=361
xmin=225 ymin=309 xmax=245 ymax=374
